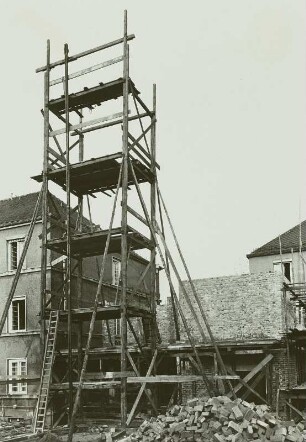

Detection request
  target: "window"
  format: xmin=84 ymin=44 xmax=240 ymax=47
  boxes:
xmin=115 ymin=318 xmax=121 ymax=335
xmin=7 ymin=238 xmax=25 ymax=271
xmin=273 ymin=260 xmax=292 ymax=282
xmin=7 ymin=359 xmax=27 ymax=395
xmin=112 ymin=258 xmax=121 ymax=286
xmin=8 ymin=298 xmax=26 ymax=332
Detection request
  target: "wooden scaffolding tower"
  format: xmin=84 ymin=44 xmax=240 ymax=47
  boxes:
xmin=0 ymin=11 xmax=236 ymax=441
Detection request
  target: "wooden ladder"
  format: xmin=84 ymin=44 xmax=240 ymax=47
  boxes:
xmin=33 ymin=310 xmax=59 ymax=433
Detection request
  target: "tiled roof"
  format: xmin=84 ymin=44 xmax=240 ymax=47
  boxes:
xmin=247 ymin=220 xmax=306 ymax=258
xmin=0 ymin=192 xmax=93 ymax=230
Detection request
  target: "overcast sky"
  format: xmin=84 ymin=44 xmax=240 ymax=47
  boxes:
xmin=0 ymin=1 xmax=305 ymax=289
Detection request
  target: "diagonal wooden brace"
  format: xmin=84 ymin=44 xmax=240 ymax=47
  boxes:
xmin=126 ymin=349 xmax=158 ymax=426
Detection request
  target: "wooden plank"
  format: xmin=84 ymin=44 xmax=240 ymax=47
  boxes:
xmin=133 ymin=88 xmax=153 ymax=116
xmin=129 ymin=254 xmax=155 ymax=298
xmin=285 ymin=400 xmax=305 ymax=420
xmin=127 ymin=317 xmax=143 ymax=353
xmin=83 ymin=371 xmax=134 ymax=380
xmin=50 ymin=111 xmax=125 ymax=136
xmin=50 ymin=255 xmax=67 ymax=267
xmin=127 ymin=205 xmax=148 ymax=226
xmin=47 ymin=146 xmax=66 ymax=165
xmin=71 ymin=112 xmax=149 ymax=136
xmin=127 ymin=375 xmax=240 ymax=382
xmin=126 ymin=349 xmax=157 ymax=426
xmin=126 ymin=350 xmax=157 ymax=414
xmin=0 ymin=376 xmax=40 ymax=384
xmin=51 ymin=374 xmax=240 ymax=389
xmin=36 ymin=34 xmax=135 ymax=72
xmin=129 ymin=145 xmax=152 ymax=169
xmin=229 ymin=354 xmax=273 ymax=396
xmin=128 ymin=131 xmax=160 ymax=170
xmin=50 ymin=56 xmax=123 ymax=86
xmin=234 ymin=349 xmax=264 ymax=355
xmin=241 ymin=371 xmax=266 ymax=401
xmin=227 ymin=367 xmax=268 ymax=404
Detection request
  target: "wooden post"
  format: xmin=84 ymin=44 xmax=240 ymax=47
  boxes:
xmin=128 ymin=160 xmax=215 ymax=396
xmin=176 ymin=356 xmax=182 ymax=403
xmin=150 ymin=84 xmax=158 ymax=408
xmin=64 ymin=43 xmax=73 ymax=423
xmin=157 ymin=189 xmax=235 ymax=397
xmin=120 ymin=10 xmax=129 ymax=428
xmin=157 ymin=191 xmax=180 ymax=341
xmin=77 ymin=112 xmax=84 ymax=367
xmin=67 ymin=165 xmax=123 ymax=442
xmin=40 ymin=39 xmax=50 ymax=352
xmin=77 ymin=113 xmax=84 ymax=423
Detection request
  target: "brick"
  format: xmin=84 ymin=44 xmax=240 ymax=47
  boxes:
xmin=285 ymin=435 xmax=298 ymax=442
xmin=247 ymin=426 xmax=253 ymax=435
xmin=244 ymin=409 xmax=256 ymax=421
xmin=270 ymin=436 xmax=285 ymax=442
xmin=165 ymin=417 xmax=176 ymax=423
xmin=187 ymin=398 xmax=198 ymax=407
xmin=169 ymin=422 xmax=185 ymax=433
xmin=232 ymin=405 xmax=243 ymax=421
xmin=228 ymin=421 xmax=242 ymax=433
xmin=232 ymin=434 xmax=243 ymax=442
xmin=281 ymin=422 xmax=295 ymax=428
xmin=212 ymin=421 xmax=222 ymax=432
xmin=172 ymin=405 xmax=181 ymax=416
xmin=257 ymin=420 xmax=269 ymax=430
xmin=181 ymin=431 xmax=194 ymax=439
xmin=214 ymin=434 xmax=226 ymax=442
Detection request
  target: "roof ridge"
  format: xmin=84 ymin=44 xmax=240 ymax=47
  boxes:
xmin=247 ymin=219 xmax=306 ymax=258
xmin=0 ymin=191 xmax=40 ymax=203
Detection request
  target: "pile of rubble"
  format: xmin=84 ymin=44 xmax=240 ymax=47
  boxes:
xmin=126 ymin=396 xmax=305 ymax=442
xmin=0 ymin=419 xmax=32 ymax=441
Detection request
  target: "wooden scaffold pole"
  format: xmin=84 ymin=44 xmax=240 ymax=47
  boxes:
xmin=121 ymin=9 xmax=129 ymax=428
xmin=40 ymin=39 xmax=50 ymax=350
xmin=64 ymin=42 xmax=74 ymax=423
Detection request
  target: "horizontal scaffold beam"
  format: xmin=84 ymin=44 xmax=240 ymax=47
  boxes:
xmin=36 ymin=34 xmax=135 ymax=72
xmin=50 ymin=374 xmax=240 ymax=390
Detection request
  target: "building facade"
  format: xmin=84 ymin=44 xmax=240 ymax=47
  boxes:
xmin=153 ymin=221 xmax=306 ymax=418
xmin=0 ymin=192 xmax=152 ymax=420
xmin=247 ymin=220 xmax=306 ymax=284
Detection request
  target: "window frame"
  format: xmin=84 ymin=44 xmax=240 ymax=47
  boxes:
xmin=7 ymin=358 xmax=27 ymax=395
xmin=7 ymin=238 xmax=26 ymax=272
xmin=115 ymin=318 xmax=121 ymax=336
xmin=112 ymin=257 xmax=121 ymax=286
xmin=273 ymin=259 xmax=292 ymax=282
xmin=8 ymin=297 xmax=26 ymax=333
